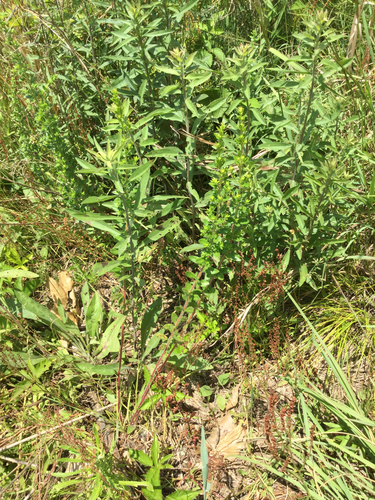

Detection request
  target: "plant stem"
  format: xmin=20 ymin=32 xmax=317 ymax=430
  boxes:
xmin=111 ymin=166 xmax=137 ymax=348
xmin=181 ymin=62 xmax=196 ymax=241
xmin=292 ymin=35 xmax=320 ymax=182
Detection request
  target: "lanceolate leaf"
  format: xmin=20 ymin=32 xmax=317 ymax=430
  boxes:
xmin=151 ymin=434 xmax=159 ymax=466
xmin=201 ymin=426 xmax=210 ymax=499
xmin=146 ymin=147 xmax=183 ymax=158
xmin=129 ymin=161 xmax=153 ymax=182
xmin=0 ymin=269 xmax=39 ymax=279
xmin=81 ymin=195 xmax=117 ymax=205
xmin=141 ymin=298 xmax=162 ymax=354
xmin=135 ymin=109 xmax=172 ymax=128
xmin=13 ymin=291 xmax=85 ymax=351
xmin=95 ymin=315 xmax=125 ymax=359
xmin=165 ymin=490 xmax=200 ymax=500
xmin=128 ymin=449 xmax=153 ymax=467
xmin=68 ymin=211 xmax=122 ymax=238
xmin=204 ymin=96 xmax=227 ymax=114
xmin=75 ymin=362 xmax=119 ymax=376
xmin=0 ymin=352 xmax=48 ymax=368
xmin=186 ymin=71 xmax=212 ymax=88
xmin=86 ymin=292 xmax=103 ymax=338
xmin=174 ymin=0 xmax=200 ymax=22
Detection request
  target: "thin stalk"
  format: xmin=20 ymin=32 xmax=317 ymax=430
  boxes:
xmin=303 ymin=175 xmax=330 ymax=247
xmin=135 ymin=21 xmax=156 ymax=136
xmin=20 ymin=4 xmax=105 ymax=100
xmin=181 ymin=63 xmax=196 ymax=241
xmin=83 ymin=0 xmax=97 ymax=64
xmin=292 ymin=35 xmax=321 ymax=182
xmin=111 ymin=164 xmax=137 ymax=349
xmin=131 ymin=266 xmax=205 ymax=424
xmin=117 ymin=324 xmax=125 ymax=424
xmin=162 ymin=0 xmax=170 ymax=29
xmin=0 ymin=403 xmax=116 ymax=453
xmin=243 ymin=74 xmax=251 ymax=156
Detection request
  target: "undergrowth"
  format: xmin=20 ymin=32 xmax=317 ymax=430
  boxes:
xmin=1 ymin=1 xmax=375 ymax=499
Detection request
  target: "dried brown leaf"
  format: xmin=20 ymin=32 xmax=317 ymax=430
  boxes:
xmin=216 ymin=423 xmax=245 ymax=459
xmin=58 ymin=271 xmax=74 ymax=293
xmin=226 ymin=384 xmax=240 ymax=410
xmin=48 ymin=271 xmax=79 ymax=327
xmin=207 ymin=414 xmax=246 ymax=460
xmin=48 ymin=277 xmax=68 ymax=309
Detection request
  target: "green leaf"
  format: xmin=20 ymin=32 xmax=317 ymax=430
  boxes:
xmin=10 ymin=380 xmax=32 ymax=401
xmin=269 ymin=48 xmax=307 ymax=71
xmin=13 ymin=291 xmax=82 ymax=347
xmin=86 ymin=292 xmax=103 ymax=338
xmin=174 ymin=0 xmax=200 ymax=22
xmin=139 ymin=79 xmax=147 ymax=102
xmin=155 ymin=65 xmax=179 ymax=76
xmin=204 ymin=96 xmax=227 ymax=114
xmin=143 ymin=464 xmax=162 ymax=500
xmin=201 ymin=427 xmax=210 ymax=500
xmin=96 ymin=316 xmax=125 ymax=359
xmin=148 ymin=220 xmax=178 ymax=241
xmin=216 ymin=394 xmax=226 ymax=411
xmin=252 ymin=108 xmax=266 ymax=125
xmin=75 ymin=362 xmax=119 ymax=376
xmin=141 ymin=298 xmax=162 ymax=354
xmin=0 ymin=352 xmax=48 ymax=368
xmin=212 ymin=47 xmax=225 ymax=62
xmin=282 ymin=249 xmax=291 ymax=271
xmin=129 ymin=161 xmax=153 ymax=182
xmin=76 ymin=157 xmax=107 ymax=174
xmin=146 ymin=147 xmax=183 ymax=158
xmin=118 ymin=480 xmax=154 ymax=490
xmin=261 ymin=140 xmax=292 ymax=152
xmin=185 ymin=51 xmax=196 ymax=69
xmin=294 ymin=213 xmax=307 ymax=235
xmin=89 ymin=473 xmax=103 ymax=500
xmin=185 ymin=98 xmax=199 ymax=117
xmin=0 ymin=269 xmax=39 ymax=279
xmin=200 ymin=385 xmax=212 ymax=398
xmin=218 ymin=373 xmax=230 ymax=386
xmin=67 ymin=211 xmax=118 ymax=221
xmin=282 ymin=185 xmax=299 ymax=201
xmin=50 ymin=479 xmax=81 ymax=494
xmin=187 ymin=71 xmax=212 ymax=88
xmin=135 ymin=109 xmax=172 ymax=128
xmin=129 ymin=448 xmax=153 ymax=467
xmin=81 ymin=195 xmax=116 ymax=205
xmin=151 ymin=434 xmax=159 ymax=466
xmin=249 ymin=98 xmax=260 ymax=108
xmin=93 ymin=261 xmax=123 ymax=276
xmin=142 ymin=334 xmax=161 ymax=360
xmin=159 ymin=84 xmax=180 ymax=97
xmin=165 ymin=490 xmax=200 ymax=500
xmin=76 ymin=158 xmax=96 ymax=170
xmin=181 ymin=243 xmax=204 ymax=252
xmin=135 ymin=168 xmax=150 ymax=210
xmin=343 ymin=255 xmax=375 ymax=261
xmin=140 ymin=393 xmax=161 ymax=410
xmin=68 ymin=211 xmax=121 ymax=238
xmin=146 ymin=29 xmax=175 ymax=37
xmin=269 ymin=47 xmax=289 ymax=62
xmin=369 ymin=169 xmax=375 ymax=198
xmin=34 ymin=359 xmax=52 ymax=379
xmin=299 ymin=263 xmax=308 ymax=286
xmin=81 ymin=282 xmax=90 ymax=317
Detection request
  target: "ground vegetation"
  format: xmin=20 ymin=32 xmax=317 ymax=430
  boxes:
xmin=1 ymin=0 xmax=375 ymax=498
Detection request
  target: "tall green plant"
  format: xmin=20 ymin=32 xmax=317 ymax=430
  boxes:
xmin=194 ymin=11 xmax=364 ymax=291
